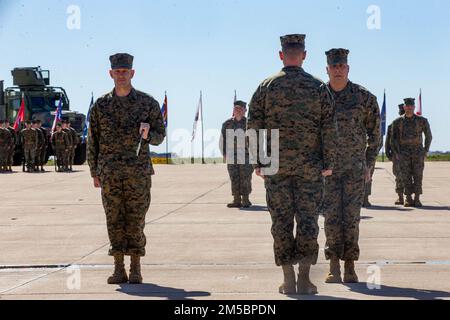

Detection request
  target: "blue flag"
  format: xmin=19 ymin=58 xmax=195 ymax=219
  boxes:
xmin=381 ymin=91 xmax=387 ymax=137
xmin=51 ymin=97 xmax=63 ymax=133
xmin=82 ymin=94 xmax=94 ymax=143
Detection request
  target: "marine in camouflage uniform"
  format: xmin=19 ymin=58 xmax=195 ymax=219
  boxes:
xmin=385 ymin=104 xmax=406 ymax=205
xmin=0 ymin=120 xmax=13 ymax=172
xmin=392 ymin=98 xmax=432 ymax=207
xmin=220 ymin=100 xmax=254 ymax=208
xmin=33 ymin=120 xmax=45 ymax=172
xmin=37 ymin=120 xmax=48 ymax=172
xmin=20 ymin=121 xmax=38 ymax=172
xmin=51 ymin=123 xmax=70 ymax=172
xmin=68 ymin=121 xmax=79 ymax=171
xmin=248 ymin=35 xmax=337 ymax=295
xmin=88 ymin=53 xmax=166 ymax=285
xmin=62 ymin=121 xmax=73 ymax=172
xmin=322 ymin=49 xmax=381 ymax=284
xmin=3 ymin=119 xmax=16 ymax=172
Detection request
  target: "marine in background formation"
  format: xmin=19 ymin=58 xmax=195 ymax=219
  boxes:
xmin=20 ymin=120 xmax=38 ymax=172
xmin=220 ymin=100 xmax=254 ymax=208
xmin=385 ymin=104 xmax=406 ymax=205
xmin=392 ymin=98 xmax=432 ymax=207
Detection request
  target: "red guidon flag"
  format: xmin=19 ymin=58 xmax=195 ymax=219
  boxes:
xmin=13 ymin=95 xmax=25 ymax=130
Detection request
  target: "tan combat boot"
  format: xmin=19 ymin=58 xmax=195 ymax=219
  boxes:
xmin=241 ymin=195 xmax=252 ymax=208
xmin=343 ymin=260 xmax=359 ymax=283
xmin=227 ymin=195 xmax=242 ymax=208
xmin=129 ymin=255 xmax=143 ymax=284
xmin=297 ymin=264 xmax=318 ymax=295
xmin=414 ymin=194 xmax=422 ymax=207
xmin=325 ymin=258 xmax=342 ymax=283
xmin=107 ymin=254 xmax=128 ymax=284
xmin=279 ymin=265 xmax=296 ymax=295
xmin=404 ymin=195 xmax=414 ymax=207
xmin=395 ymin=193 xmax=404 ymax=205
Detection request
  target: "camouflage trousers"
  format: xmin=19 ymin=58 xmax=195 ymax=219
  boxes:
xmin=70 ymin=146 xmax=76 ymax=166
xmin=399 ymin=151 xmax=425 ymax=196
xmin=35 ymin=145 xmax=47 ymax=166
xmin=364 ymin=165 xmax=376 ymax=197
xmin=265 ymin=174 xmax=322 ymax=266
xmin=323 ymin=166 xmax=365 ymax=261
xmin=392 ymin=157 xmax=404 ymax=194
xmin=0 ymin=148 xmax=9 ymax=169
xmin=7 ymin=147 xmax=15 ymax=167
xmin=35 ymin=147 xmax=44 ymax=166
xmin=23 ymin=147 xmax=36 ymax=169
xmin=65 ymin=147 xmax=73 ymax=168
xmin=227 ymin=164 xmax=254 ymax=196
xmin=100 ymin=171 xmax=151 ymax=257
xmin=40 ymin=145 xmax=47 ymax=166
xmin=55 ymin=148 xmax=67 ymax=169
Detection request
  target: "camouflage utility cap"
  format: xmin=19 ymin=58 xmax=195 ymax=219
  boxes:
xmin=326 ymin=48 xmax=350 ymax=65
xmin=280 ymin=34 xmax=306 ymax=49
xmin=234 ymin=100 xmax=247 ymax=109
xmin=404 ymin=98 xmax=415 ymax=106
xmin=110 ymin=53 xmax=134 ymax=70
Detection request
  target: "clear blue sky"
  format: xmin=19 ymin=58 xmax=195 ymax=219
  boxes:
xmin=1 ymin=0 xmax=449 ymax=155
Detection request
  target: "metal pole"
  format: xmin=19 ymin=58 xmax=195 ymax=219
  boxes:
xmin=201 ymin=91 xmax=205 ymax=164
xmin=165 ymin=127 xmax=169 ymax=164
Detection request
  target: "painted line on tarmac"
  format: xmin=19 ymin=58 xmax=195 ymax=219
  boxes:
xmin=2 ymin=260 xmax=450 ymax=272
xmin=0 ymin=180 xmax=230 ymax=295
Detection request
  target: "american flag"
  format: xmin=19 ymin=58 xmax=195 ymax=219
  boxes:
xmin=161 ymin=92 xmax=168 ymax=128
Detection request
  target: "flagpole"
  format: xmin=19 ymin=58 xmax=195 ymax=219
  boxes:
xmin=191 ymin=93 xmax=195 ymax=164
xmin=191 ymin=140 xmax=194 ymax=164
xmin=201 ymin=91 xmax=205 ymax=165
xmin=382 ymin=89 xmax=386 ymax=163
xmin=381 ymin=89 xmax=387 ymax=163
xmin=164 ymin=91 xmax=169 ymax=164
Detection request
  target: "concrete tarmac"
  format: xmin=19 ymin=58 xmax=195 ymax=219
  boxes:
xmin=0 ymin=162 xmax=449 ymax=300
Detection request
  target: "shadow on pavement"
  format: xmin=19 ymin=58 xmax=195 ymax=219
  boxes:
xmin=417 ymin=206 xmax=450 ymax=211
xmin=240 ymin=205 xmax=268 ymax=212
xmin=344 ymin=283 xmax=450 ymax=300
xmin=117 ymin=283 xmax=211 ymax=300
xmin=286 ymin=293 xmax=353 ymax=300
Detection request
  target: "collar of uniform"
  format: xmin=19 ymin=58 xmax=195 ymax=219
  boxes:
xmin=232 ymin=116 xmax=247 ymax=122
xmin=328 ymin=80 xmax=352 ymax=94
xmin=282 ymin=66 xmax=303 ymax=72
xmin=404 ymin=114 xmax=416 ymax=121
xmin=109 ymin=87 xmax=138 ymax=101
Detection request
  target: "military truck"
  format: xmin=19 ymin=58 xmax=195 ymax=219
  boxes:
xmin=0 ymin=67 xmax=87 ymax=165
